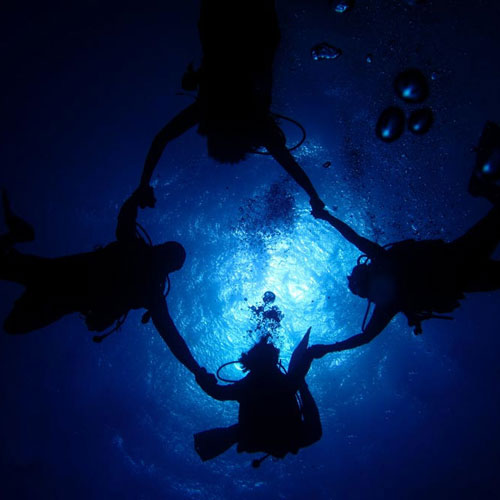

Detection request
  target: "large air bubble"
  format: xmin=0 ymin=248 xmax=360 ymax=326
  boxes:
xmin=376 ymin=106 xmax=406 ymax=142
xmin=394 ymin=69 xmax=429 ymax=103
xmin=408 ymin=108 xmax=434 ymax=135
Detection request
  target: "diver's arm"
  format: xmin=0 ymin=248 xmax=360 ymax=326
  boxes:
xmin=308 ymin=306 xmax=397 ymax=356
xmin=115 ymin=191 xmax=141 ymax=242
xmin=140 ymin=103 xmax=200 ymax=187
xmin=150 ymin=295 xmax=203 ymax=376
xmin=315 ymin=210 xmax=384 ymax=258
xmin=262 ymin=122 xmax=325 ymax=212
xmin=115 ymin=186 xmax=156 ymax=242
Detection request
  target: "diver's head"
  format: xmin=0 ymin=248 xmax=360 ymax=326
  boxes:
xmin=201 ymin=116 xmax=263 ymax=164
xmin=197 ymin=84 xmax=266 ymax=164
xmin=239 ymin=335 xmax=280 ymax=373
xmin=154 ymin=241 xmax=186 ymax=274
xmin=347 ymin=263 xmax=371 ymax=299
xmin=206 ymin=129 xmax=251 ymax=164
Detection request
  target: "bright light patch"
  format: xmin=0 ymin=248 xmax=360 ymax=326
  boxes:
xmin=190 ymin=204 xmax=368 ymax=364
xmin=287 ymin=281 xmax=309 ymax=300
xmin=403 ymin=87 xmax=413 ymax=98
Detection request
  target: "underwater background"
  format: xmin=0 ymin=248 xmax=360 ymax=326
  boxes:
xmin=1 ymin=0 xmax=500 ymax=498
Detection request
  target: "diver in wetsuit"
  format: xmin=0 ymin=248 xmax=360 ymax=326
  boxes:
xmin=139 ymin=0 xmax=325 ymax=214
xmin=194 ymin=329 xmax=322 ymax=465
xmin=308 ymin=151 xmax=500 ymax=355
xmin=0 ymin=188 xmax=204 ymax=376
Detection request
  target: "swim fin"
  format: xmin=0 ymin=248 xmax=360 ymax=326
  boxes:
xmin=194 ymin=424 xmax=239 ymax=461
xmin=288 ymin=327 xmax=311 ymax=382
xmin=2 ymin=190 xmax=35 ymax=244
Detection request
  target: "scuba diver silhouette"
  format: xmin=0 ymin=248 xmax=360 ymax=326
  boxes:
xmin=194 ymin=329 xmax=322 ymax=466
xmin=308 ymin=149 xmax=500 ymax=355
xmin=0 ymin=187 xmax=204 ymax=376
xmin=139 ymin=0 xmax=325 ymax=214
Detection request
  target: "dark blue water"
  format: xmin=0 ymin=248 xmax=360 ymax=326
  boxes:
xmin=1 ymin=1 xmax=500 ymax=498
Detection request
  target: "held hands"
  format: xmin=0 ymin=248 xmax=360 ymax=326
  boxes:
xmin=307 ymin=344 xmax=332 ymax=359
xmin=310 ymin=198 xmax=329 ymax=221
xmin=134 ymin=184 xmax=156 ymax=209
xmin=195 ymin=367 xmax=218 ymax=388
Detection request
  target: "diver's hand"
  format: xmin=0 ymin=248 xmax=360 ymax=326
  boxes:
xmin=308 ymin=344 xmax=333 ymax=359
xmin=310 ymin=199 xmax=328 ymax=220
xmin=135 ymin=184 xmax=156 ymax=209
xmin=195 ymin=367 xmax=218 ymax=387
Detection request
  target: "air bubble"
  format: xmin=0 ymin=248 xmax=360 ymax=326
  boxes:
xmin=376 ymin=107 xmax=405 ymax=142
xmin=311 ymin=43 xmax=342 ymax=61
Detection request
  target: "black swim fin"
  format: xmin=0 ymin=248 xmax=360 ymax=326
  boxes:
xmin=288 ymin=327 xmax=311 ymax=382
xmin=2 ymin=190 xmax=35 ymax=244
xmin=194 ymin=424 xmax=239 ymax=461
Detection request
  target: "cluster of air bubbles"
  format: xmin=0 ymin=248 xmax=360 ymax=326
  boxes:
xmin=311 ymin=42 xmax=342 ymax=61
xmin=235 ymin=181 xmax=295 ymax=244
xmin=330 ymin=0 xmax=355 ymax=13
xmin=376 ymin=68 xmax=433 ymax=142
xmin=247 ymin=291 xmax=284 ymax=340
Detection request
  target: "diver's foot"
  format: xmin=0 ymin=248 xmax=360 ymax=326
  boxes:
xmin=2 ymin=190 xmax=35 ymax=244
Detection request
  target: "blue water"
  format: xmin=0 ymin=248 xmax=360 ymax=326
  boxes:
xmin=1 ymin=1 xmax=500 ymax=498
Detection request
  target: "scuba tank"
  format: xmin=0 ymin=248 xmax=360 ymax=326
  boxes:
xmin=357 ymin=243 xmax=458 ymax=336
xmin=92 ymin=223 xmax=170 ymax=343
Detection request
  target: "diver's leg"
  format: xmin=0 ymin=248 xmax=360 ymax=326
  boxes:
xmin=450 ymin=202 xmax=500 ymax=260
xmin=0 ymin=250 xmax=47 ymax=287
xmin=3 ymin=291 xmax=73 ymax=334
xmin=462 ymin=260 xmax=500 ymax=293
xmin=263 ymin=122 xmax=325 ymax=214
xmin=298 ymin=382 xmax=322 ymax=448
